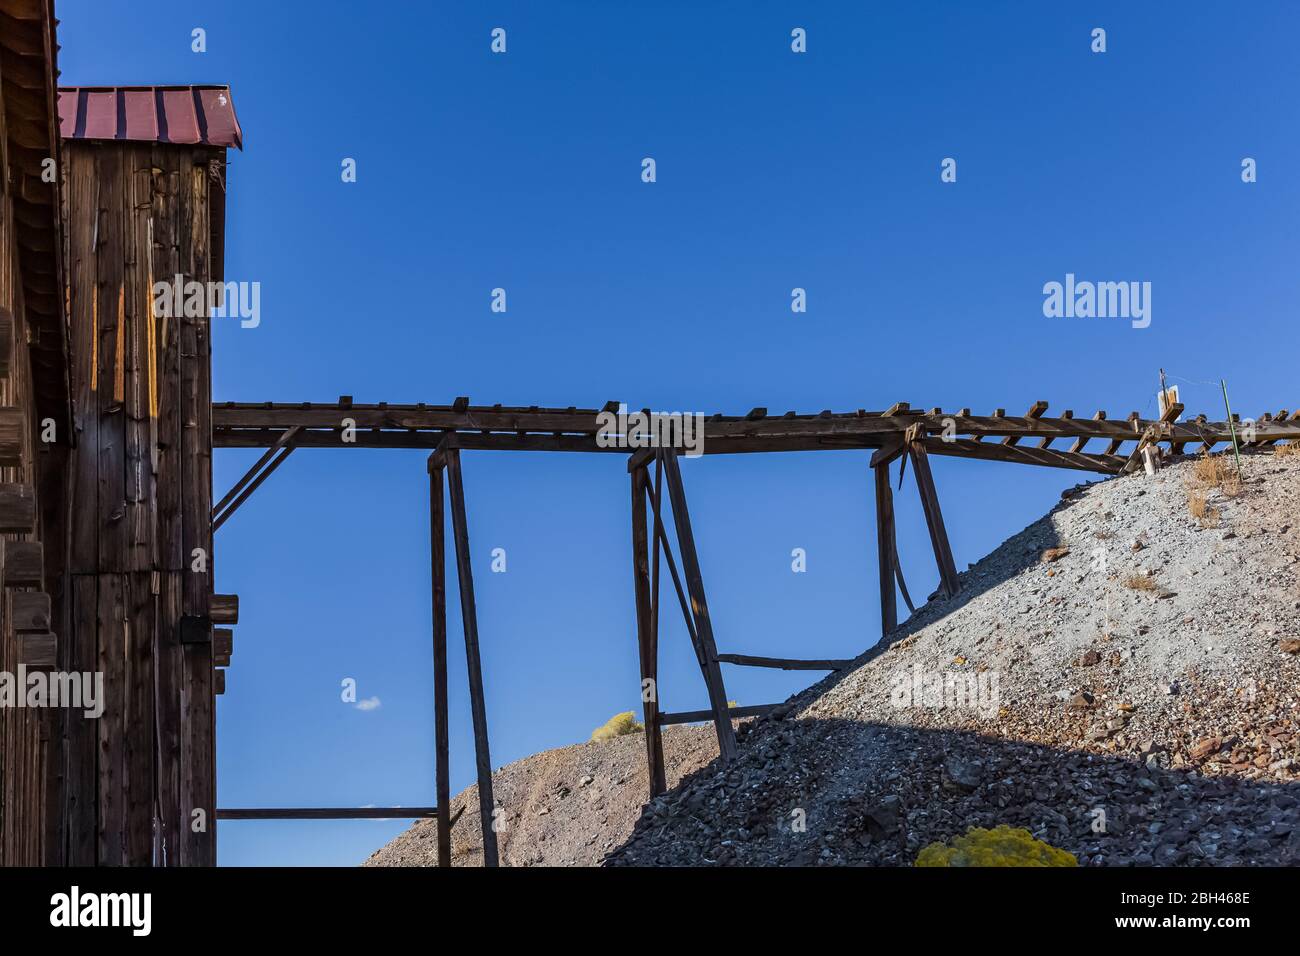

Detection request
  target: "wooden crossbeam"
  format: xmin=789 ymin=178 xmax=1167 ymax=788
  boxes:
xmin=657 ymin=703 xmax=777 ymax=726
xmin=714 ymin=654 xmax=852 ymax=671
xmin=1038 ymin=410 xmax=1072 ymax=449
xmin=217 ymin=807 xmax=451 ymax=820
xmin=923 ymin=437 xmax=1126 ymax=474
xmin=1003 ymin=401 xmax=1048 ymax=446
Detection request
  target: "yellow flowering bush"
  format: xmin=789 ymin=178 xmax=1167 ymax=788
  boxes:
xmin=915 ymin=825 xmax=1077 ymax=867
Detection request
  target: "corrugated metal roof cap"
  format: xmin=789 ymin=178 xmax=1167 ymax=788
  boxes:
xmin=58 ymin=85 xmax=242 ymax=149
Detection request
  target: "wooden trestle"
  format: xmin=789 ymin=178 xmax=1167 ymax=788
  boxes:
xmin=212 ymin=397 xmax=1300 ymax=867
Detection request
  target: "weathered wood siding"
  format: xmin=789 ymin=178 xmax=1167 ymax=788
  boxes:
xmin=0 ymin=42 xmax=59 ymax=867
xmin=62 ymin=141 xmax=218 ymax=865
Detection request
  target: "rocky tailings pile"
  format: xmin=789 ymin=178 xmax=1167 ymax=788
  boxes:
xmin=365 ymin=725 xmax=718 ymax=867
xmin=607 ymin=451 xmax=1300 ymax=866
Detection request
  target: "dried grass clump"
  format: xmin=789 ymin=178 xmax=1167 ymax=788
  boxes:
xmin=1122 ymin=573 xmax=1158 ymax=591
xmin=1187 ymin=490 xmax=1221 ymax=527
xmin=1276 ymin=443 xmax=1300 ymax=459
xmin=1191 ymin=454 xmax=1233 ymax=487
xmin=591 ymin=711 xmax=643 ymax=742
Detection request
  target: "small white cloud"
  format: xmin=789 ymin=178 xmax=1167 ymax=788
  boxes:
xmin=355 ymin=696 xmax=382 ymax=712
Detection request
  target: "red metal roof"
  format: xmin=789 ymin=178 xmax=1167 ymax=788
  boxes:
xmin=58 ymin=85 xmax=242 ymax=149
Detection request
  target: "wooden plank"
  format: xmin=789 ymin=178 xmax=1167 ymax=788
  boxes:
xmin=444 ymin=448 xmax=499 ymax=867
xmin=428 ymin=458 xmax=452 ymax=868
xmin=217 ymin=807 xmax=441 ymax=820
xmin=1037 ymin=409 xmax=1072 ymax=449
xmin=658 ymin=703 xmax=777 ymax=725
xmin=630 ymin=464 xmax=666 ymax=798
xmin=65 ymin=575 xmax=97 ymax=864
xmin=124 ymin=572 xmax=154 ymax=863
xmin=660 ymin=451 xmax=738 ymax=762
xmin=908 ymin=441 xmax=960 ymax=598
xmin=874 ymin=462 xmax=898 ymax=638
xmin=0 ymin=406 xmax=26 ymax=465
xmin=213 ymin=627 xmax=232 ymax=667
xmin=214 ymin=669 xmax=226 ymax=695
xmin=0 ymin=483 xmax=36 ymax=532
xmin=17 ymin=633 xmax=56 ymax=668
xmin=714 ymin=654 xmax=852 ymax=670
xmin=1003 ymin=401 xmax=1048 ymax=446
xmin=2 ymin=540 xmax=42 ymax=586
xmin=922 ymin=437 xmax=1126 ymax=474
xmin=96 ymin=574 xmax=126 ymax=865
xmin=10 ymin=591 xmax=50 ymax=631
xmin=210 ymin=593 xmax=239 ymax=624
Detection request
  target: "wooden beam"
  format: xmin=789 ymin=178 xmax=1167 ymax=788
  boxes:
xmin=210 ymin=594 xmax=239 ymax=625
xmin=2 ymin=540 xmax=43 ymax=587
xmin=0 ymin=484 xmax=37 ymax=533
xmin=213 ymin=628 xmax=233 ymax=668
xmin=1037 ymin=410 xmax=1072 ymax=449
xmin=658 ymin=703 xmax=777 ymax=725
xmin=211 ymin=430 xmax=301 ymax=532
xmin=660 ymin=451 xmax=738 ymax=762
xmin=630 ymin=464 xmax=666 ymax=798
xmin=714 ymin=654 xmax=852 ymax=671
xmin=212 ymin=425 xmax=303 ymax=516
xmin=874 ymin=461 xmax=898 ymax=638
xmin=908 ymin=441 xmax=960 ymax=598
xmin=428 ymin=456 xmax=452 ymax=868
xmin=217 ymin=807 xmax=442 ymax=820
xmin=444 ymin=448 xmax=499 ymax=867
xmin=922 ymin=437 xmax=1125 ymax=474
xmin=1003 ymin=401 xmax=1048 ymax=446
xmin=10 ymin=591 xmax=50 ymax=631
xmin=18 ymin=633 xmax=56 ymax=668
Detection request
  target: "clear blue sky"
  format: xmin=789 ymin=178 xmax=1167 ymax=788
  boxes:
xmin=58 ymin=1 xmax=1300 ymax=865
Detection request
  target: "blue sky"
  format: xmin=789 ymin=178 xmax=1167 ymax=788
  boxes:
xmin=58 ymin=1 xmax=1300 ymax=865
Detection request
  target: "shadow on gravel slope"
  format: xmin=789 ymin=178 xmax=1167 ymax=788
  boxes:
xmin=606 ymin=718 xmax=1300 ymax=866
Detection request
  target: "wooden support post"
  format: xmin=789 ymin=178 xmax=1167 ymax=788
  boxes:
xmin=444 ymin=447 xmax=499 ymax=867
xmin=907 ymin=440 xmax=960 ymax=598
xmin=630 ymin=464 xmax=667 ymax=798
xmin=659 ymin=450 xmax=738 ymax=763
xmin=873 ymin=461 xmax=898 ymax=638
xmin=428 ymin=456 xmax=452 ymax=868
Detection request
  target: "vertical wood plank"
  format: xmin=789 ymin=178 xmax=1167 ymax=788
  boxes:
xmin=631 ymin=465 xmax=666 ymax=797
xmin=428 ymin=461 xmax=452 ymax=868
xmin=908 ymin=441 xmax=960 ymax=598
xmin=874 ymin=461 xmax=898 ymax=638
xmin=444 ymin=448 xmax=499 ymax=867
xmin=659 ymin=450 xmax=737 ymax=762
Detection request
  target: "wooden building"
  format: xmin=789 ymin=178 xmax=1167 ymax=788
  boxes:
xmin=0 ymin=0 xmax=70 ymax=867
xmin=0 ymin=0 xmax=241 ymax=865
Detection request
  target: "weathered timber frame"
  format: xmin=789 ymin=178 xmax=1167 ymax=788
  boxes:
xmin=212 ymin=396 xmax=1300 ymax=867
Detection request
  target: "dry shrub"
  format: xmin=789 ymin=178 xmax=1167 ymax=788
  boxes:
xmin=1276 ymin=443 xmax=1300 ymax=459
xmin=1122 ymin=573 xmax=1158 ymax=591
xmin=1187 ymin=490 xmax=1221 ymax=527
xmin=591 ymin=711 xmax=643 ymax=742
xmin=1191 ymin=454 xmax=1232 ymax=487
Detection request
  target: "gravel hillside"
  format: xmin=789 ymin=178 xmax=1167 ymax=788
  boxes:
xmin=608 ymin=451 xmax=1300 ymax=866
xmin=365 ymin=725 xmax=718 ymax=867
